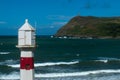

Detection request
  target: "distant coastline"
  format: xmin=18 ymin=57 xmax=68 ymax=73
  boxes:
xmin=51 ymin=36 xmax=120 ymax=39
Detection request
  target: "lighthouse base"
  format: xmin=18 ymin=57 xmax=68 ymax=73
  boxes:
xmin=21 ymin=69 xmax=34 ymax=80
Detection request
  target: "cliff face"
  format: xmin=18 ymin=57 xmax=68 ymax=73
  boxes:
xmin=55 ymin=16 xmax=120 ymax=38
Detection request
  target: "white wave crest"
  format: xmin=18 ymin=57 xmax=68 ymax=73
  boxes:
xmin=0 ymin=52 xmax=10 ymax=55
xmin=8 ymin=64 xmax=20 ymax=68
xmin=37 ymin=69 xmax=120 ymax=78
xmin=96 ymin=57 xmax=120 ymax=63
xmin=8 ymin=61 xmax=79 ymax=68
xmin=95 ymin=60 xmax=108 ymax=63
xmin=3 ymin=60 xmax=14 ymax=65
xmin=35 ymin=61 xmax=79 ymax=67
xmin=0 ymin=72 xmax=19 ymax=79
xmin=0 ymin=59 xmax=19 ymax=65
xmin=98 ymin=57 xmax=120 ymax=61
xmin=1 ymin=69 xmax=120 ymax=79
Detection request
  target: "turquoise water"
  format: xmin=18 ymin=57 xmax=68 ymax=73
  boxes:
xmin=0 ymin=36 xmax=120 ymax=80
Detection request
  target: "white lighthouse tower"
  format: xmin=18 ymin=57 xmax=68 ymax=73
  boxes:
xmin=16 ymin=19 xmax=35 ymax=80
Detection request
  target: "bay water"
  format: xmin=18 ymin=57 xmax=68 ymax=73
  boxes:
xmin=0 ymin=36 xmax=120 ymax=80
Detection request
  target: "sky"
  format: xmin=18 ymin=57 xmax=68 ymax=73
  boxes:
xmin=0 ymin=0 xmax=120 ymax=35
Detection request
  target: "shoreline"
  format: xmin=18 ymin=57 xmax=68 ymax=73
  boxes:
xmin=53 ymin=36 xmax=120 ymax=39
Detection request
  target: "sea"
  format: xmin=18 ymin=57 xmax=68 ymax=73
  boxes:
xmin=1 ymin=36 xmax=120 ymax=80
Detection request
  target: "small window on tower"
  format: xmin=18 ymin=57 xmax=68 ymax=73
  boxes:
xmin=25 ymin=64 xmax=30 ymax=70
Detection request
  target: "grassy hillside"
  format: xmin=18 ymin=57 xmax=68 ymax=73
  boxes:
xmin=55 ymin=16 xmax=120 ymax=38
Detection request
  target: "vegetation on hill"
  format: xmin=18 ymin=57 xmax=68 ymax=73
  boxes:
xmin=55 ymin=16 xmax=120 ymax=38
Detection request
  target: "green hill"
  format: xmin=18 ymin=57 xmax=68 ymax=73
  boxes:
xmin=55 ymin=16 xmax=120 ymax=38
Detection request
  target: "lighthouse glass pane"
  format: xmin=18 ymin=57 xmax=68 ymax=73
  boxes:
xmin=32 ymin=32 xmax=35 ymax=45
xmin=25 ymin=31 xmax=31 ymax=45
xmin=19 ymin=31 xmax=25 ymax=45
xmin=19 ymin=31 xmax=24 ymax=38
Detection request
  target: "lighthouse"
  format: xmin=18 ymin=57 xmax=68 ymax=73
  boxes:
xmin=16 ymin=19 xmax=36 ymax=80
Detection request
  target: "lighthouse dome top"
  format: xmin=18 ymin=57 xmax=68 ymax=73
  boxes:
xmin=19 ymin=19 xmax=35 ymax=31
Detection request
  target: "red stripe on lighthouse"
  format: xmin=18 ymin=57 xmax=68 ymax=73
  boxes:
xmin=20 ymin=57 xmax=34 ymax=70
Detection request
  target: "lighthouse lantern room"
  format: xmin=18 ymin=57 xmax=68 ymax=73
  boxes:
xmin=18 ymin=19 xmax=35 ymax=47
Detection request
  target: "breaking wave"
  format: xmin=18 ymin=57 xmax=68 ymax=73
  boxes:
xmin=8 ymin=61 xmax=79 ymax=68
xmin=7 ymin=58 xmax=120 ymax=68
xmin=35 ymin=61 xmax=79 ymax=67
xmin=0 ymin=52 xmax=10 ymax=55
xmin=36 ymin=69 xmax=120 ymax=78
xmin=95 ymin=57 xmax=120 ymax=63
xmin=1 ymin=69 xmax=120 ymax=79
xmin=98 ymin=57 xmax=120 ymax=61
xmin=0 ymin=72 xmax=19 ymax=79
xmin=95 ymin=60 xmax=108 ymax=63
xmin=0 ymin=59 xmax=18 ymax=65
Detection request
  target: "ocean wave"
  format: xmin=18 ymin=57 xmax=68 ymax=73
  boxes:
xmin=35 ymin=61 xmax=79 ymax=67
xmin=0 ymin=72 xmax=19 ymax=79
xmin=0 ymin=52 xmax=10 ymax=55
xmin=95 ymin=60 xmax=108 ymax=63
xmin=7 ymin=58 xmax=120 ymax=68
xmin=8 ymin=64 xmax=20 ymax=68
xmin=0 ymin=59 xmax=18 ymax=65
xmin=1 ymin=69 xmax=120 ymax=79
xmin=8 ymin=61 xmax=79 ymax=68
xmin=98 ymin=57 xmax=120 ymax=61
xmin=95 ymin=57 xmax=120 ymax=63
xmin=37 ymin=69 xmax=120 ymax=78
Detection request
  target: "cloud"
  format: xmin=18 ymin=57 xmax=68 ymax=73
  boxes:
xmin=38 ymin=21 xmax=67 ymax=29
xmin=49 ymin=21 xmax=67 ymax=29
xmin=53 ymin=22 xmax=67 ymax=26
xmin=47 ymin=15 xmax=73 ymax=20
xmin=50 ymin=26 xmax=55 ymax=28
xmin=0 ymin=21 xmax=7 ymax=24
